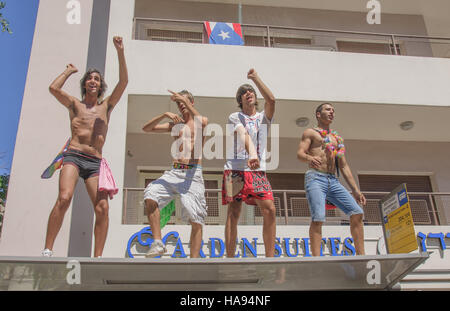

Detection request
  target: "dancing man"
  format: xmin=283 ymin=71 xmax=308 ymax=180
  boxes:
xmin=142 ymin=90 xmax=208 ymax=258
xmin=297 ymin=103 xmax=366 ymax=256
xmin=223 ymin=68 xmax=277 ymax=258
xmin=43 ymin=36 xmax=128 ymax=257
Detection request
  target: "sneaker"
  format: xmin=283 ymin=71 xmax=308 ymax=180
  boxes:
xmin=145 ymin=240 xmax=166 ymax=258
xmin=42 ymin=249 xmax=53 ymax=257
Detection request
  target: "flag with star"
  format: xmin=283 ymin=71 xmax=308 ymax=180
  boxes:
xmin=203 ymin=21 xmax=244 ymax=45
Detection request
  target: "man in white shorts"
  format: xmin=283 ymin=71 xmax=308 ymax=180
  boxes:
xmin=142 ymin=90 xmax=208 ymax=258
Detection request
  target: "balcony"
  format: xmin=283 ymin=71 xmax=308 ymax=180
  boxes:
xmin=133 ymin=17 xmax=450 ymax=58
xmin=122 ymin=188 xmax=449 ymax=226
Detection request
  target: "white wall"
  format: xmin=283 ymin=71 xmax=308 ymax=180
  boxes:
xmin=0 ymin=0 xmax=94 ymax=257
xmin=100 ymin=0 xmax=135 ymax=258
xmin=127 ymin=40 xmax=450 ymax=107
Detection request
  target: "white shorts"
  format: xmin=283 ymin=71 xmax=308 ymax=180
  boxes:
xmin=143 ymin=167 xmax=208 ymax=225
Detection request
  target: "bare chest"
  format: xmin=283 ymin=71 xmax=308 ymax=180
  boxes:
xmin=72 ymin=101 xmax=108 ymax=125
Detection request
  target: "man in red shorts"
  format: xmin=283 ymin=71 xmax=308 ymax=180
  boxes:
xmin=223 ymin=68 xmax=276 ymax=258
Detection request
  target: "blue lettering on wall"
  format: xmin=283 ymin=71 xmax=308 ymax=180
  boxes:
xmin=126 ymin=227 xmax=449 ymax=258
xmin=210 ymin=238 xmax=225 ymax=258
xmin=284 ymin=238 xmax=300 ymax=257
xmin=302 ymin=238 xmax=312 ymax=257
xmin=417 ymin=232 xmax=427 ymax=252
xmin=172 ymin=236 xmax=187 ymax=258
xmin=328 ymin=237 xmax=342 ymax=256
xmin=274 ymin=238 xmax=282 ymax=257
xmin=320 ymin=238 xmax=327 ymax=256
xmin=242 ymin=238 xmax=258 ymax=257
xmin=199 ymin=240 xmax=206 ymax=258
xmin=343 ymin=238 xmax=356 ymax=256
xmin=427 ymin=232 xmax=446 ymax=250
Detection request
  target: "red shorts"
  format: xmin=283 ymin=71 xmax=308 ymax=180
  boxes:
xmin=222 ymin=170 xmax=274 ymax=206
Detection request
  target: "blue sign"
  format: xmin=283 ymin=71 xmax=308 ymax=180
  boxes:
xmin=397 ymin=188 xmax=408 ymax=206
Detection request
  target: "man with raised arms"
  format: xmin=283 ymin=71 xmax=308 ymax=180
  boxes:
xmin=223 ymin=68 xmax=277 ymax=258
xmin=297 ymin=103 xmax=366 ymax=256
xmin=142 ymin=90 xmax=208 ymax=258
xmin=43 ymin=36 xmax=128 ymax=258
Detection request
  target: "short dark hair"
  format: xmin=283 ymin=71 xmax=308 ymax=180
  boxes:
xmin=80 ymin=68 xmax=107 ymax=99
xmin=315 ymin=102 xmax=333 ymax=115
xmin=178 ymin=90 xmax=194 ymax=104
xmin=236 ymin=84 xmax=258 ymax=109
xmin=315 ymin=102 xmax=333 ymax=119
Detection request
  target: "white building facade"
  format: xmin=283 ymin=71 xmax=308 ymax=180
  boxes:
xmin=1 ymin=0 xmax=450 ymax=290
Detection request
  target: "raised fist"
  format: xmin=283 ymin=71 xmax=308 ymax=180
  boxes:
xmin=247 ymin=68 xmax=258 ymax=80
xmin=113 ymin=36 xmax=124 ymax=50
xmin=65 ymin=64 xmax=78 ymax=74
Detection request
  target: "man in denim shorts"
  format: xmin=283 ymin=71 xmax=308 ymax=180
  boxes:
xmin=297 ymin=103 xmax=366 ymax=256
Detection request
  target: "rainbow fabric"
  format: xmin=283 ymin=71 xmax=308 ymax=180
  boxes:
xmin=160 ymin=200 xmax=175 ymax=228
xmin=41 ymin=138 xmax=71 ymax=179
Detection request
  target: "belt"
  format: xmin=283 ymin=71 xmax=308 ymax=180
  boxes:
xmin=307 ymin=169 xmax=337 ymax=178
xmin=172 ymin=162 xmax=199 ymax=170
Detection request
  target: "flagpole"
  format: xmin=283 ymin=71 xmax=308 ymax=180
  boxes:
xmin=238 ymin=3 xmax=242 ymax=24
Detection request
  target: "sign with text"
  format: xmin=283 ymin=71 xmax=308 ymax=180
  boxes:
xmin=380 ymin=183 xmax=418 ymax=254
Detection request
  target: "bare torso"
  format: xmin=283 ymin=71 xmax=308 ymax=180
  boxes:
xmin=171 ymin=118 xmax=206 ymax=166
xmin=69 ymin=99 xmax=110 ymax=158
xmin=307 ymin=128 xmax=338 ymax=174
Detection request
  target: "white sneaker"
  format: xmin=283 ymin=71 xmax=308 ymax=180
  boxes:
xmin=145 ymin=240 xmax=167 ymax=258
xmin=42 ymin=249 xmax=53 ymax=257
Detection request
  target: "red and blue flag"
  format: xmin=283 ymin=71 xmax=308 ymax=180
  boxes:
xmin=203 ymin=22 xmax=244 ymax=46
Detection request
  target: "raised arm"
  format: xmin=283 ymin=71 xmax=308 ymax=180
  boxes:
xmin=142 ymin=112 xmax=183 ymax=133
xmin=168 ymin=90 xmax=208 ymax=128
xmin=49 ymin=64 xmax=78 ymax=109
xmin=106 ymin=36 xmax=128 ymax=110
xmin=247 ymin=68 xmax=276 ymax=121
xmin=338 ymin=156 xmax=366 ymax=206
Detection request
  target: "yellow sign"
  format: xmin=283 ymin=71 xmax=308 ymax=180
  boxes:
xmin=380 ymin=183 xmax=418 ymax=254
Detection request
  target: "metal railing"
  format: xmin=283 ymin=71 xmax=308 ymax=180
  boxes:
xmin=133 ymin=17 xmax=450 ymax=58
xmin=122 ymin=188 xmax=449 ymax=226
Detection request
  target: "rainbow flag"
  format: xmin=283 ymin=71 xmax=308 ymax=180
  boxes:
xmin=160 ymin=200 xmax=175 ymax=228
xmin=41 ymin=138 xmax=71 ymax=179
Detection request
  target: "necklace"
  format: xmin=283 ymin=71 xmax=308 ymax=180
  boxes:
xmin=316 ymin=128 xmax=345 ymax=158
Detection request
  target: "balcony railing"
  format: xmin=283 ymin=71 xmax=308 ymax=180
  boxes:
xmin=122 ymin=188 xmax=449 ymax=226
xmin=133 ymin=17 xmax=450 ymax=58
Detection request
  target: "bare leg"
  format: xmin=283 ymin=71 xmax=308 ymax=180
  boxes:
xmin=309 ymin=221 xmax=323 ymax=256
xmin=44 ymin=164 xmax=79 ymax=251
xmin=225 ymin=201 xmax=242 ymax=258
xmin=350 ymin=213 xmax=365 ymax=255
xmin=85 ymin=176 xmax=109 ymax=257
xmin=255 ymin=199 xmax=276 ymax=257
xmin=189 ymin=221 xmax=203 ymax=258
xmin=144 ymin=199 xmax=161 ymax=240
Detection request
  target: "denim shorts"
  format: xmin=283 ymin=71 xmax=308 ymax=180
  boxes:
xmin=305 ymin=169 xmax=364 ymax=222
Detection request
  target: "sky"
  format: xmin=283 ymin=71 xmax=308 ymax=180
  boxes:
xmin=0 ymin=0 xmax=40 ymax=175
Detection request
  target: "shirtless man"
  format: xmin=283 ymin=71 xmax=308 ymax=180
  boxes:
xmin=43 ymin=36 xmax=128 ymax=257
xmin=142 ymin=90 xmax=208 ymax=258
xmin=297 ymin=103 xmax=366 ymax=256
xmin=223 ymin=68 xmax=276 ymax=258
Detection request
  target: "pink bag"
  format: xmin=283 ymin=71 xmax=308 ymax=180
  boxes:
xmin=99 ymin=158 xmax=118 ymax=200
